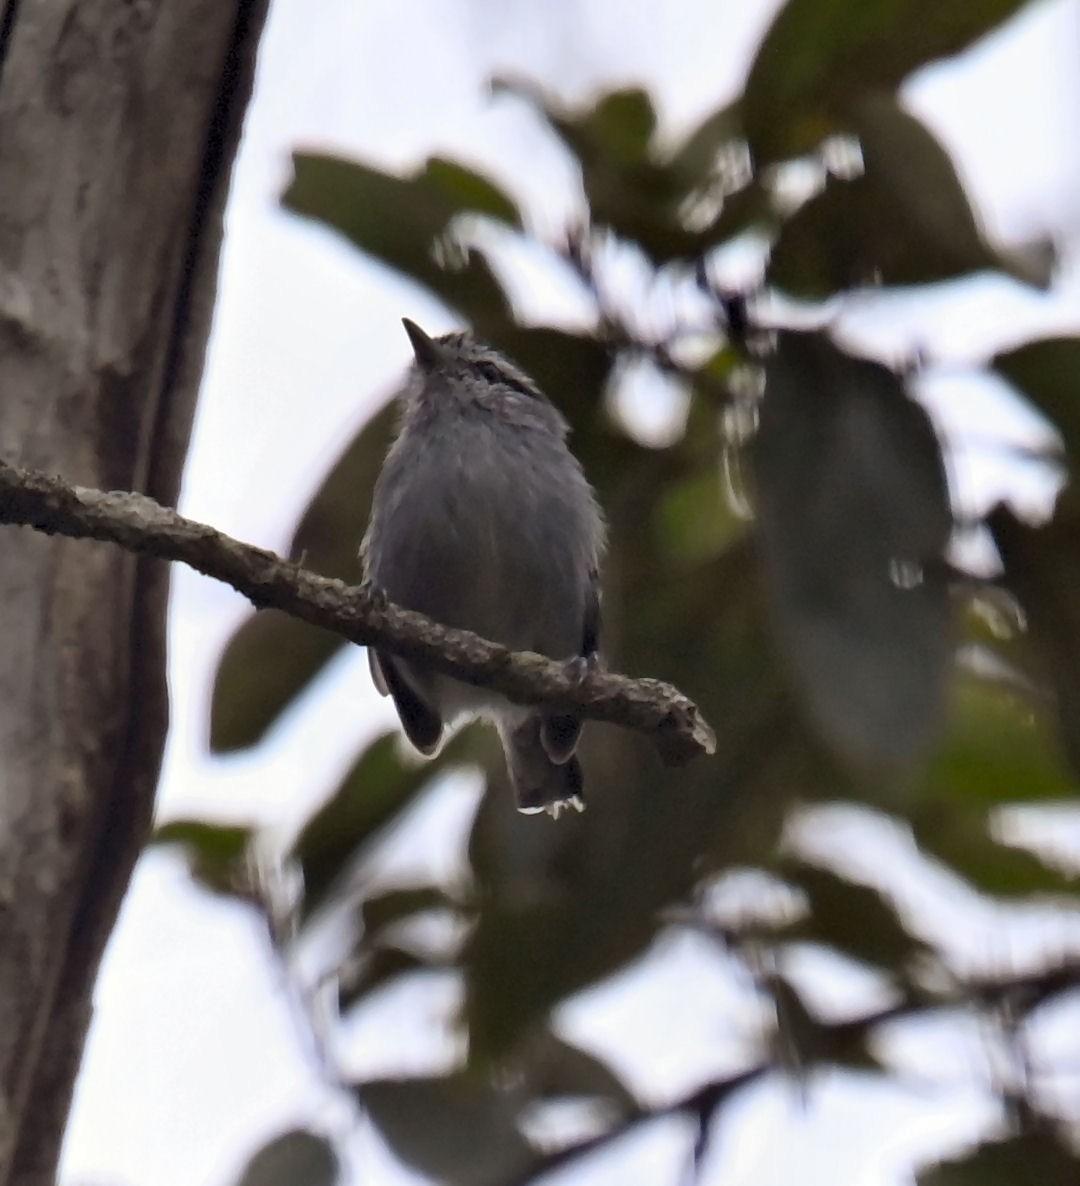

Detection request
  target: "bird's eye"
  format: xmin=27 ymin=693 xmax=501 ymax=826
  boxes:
xmin=474 ymin=360 xmax=538 ymax=398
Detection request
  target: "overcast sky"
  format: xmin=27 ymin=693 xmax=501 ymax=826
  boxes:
xmin=60 ymin=2 xmax=1080 ymax=1184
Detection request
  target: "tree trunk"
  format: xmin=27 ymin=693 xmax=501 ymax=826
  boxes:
xmin=0 ymin=2 xmax=269 ymax=1181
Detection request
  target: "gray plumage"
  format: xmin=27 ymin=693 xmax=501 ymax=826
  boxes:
xmin=362 ymin=320 xmax=605 ymax=816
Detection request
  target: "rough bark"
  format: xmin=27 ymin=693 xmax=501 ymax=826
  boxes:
xmin=0 ymin=2 xmax=269 ymax=1182
xmin=0 ymin=461 xmax=718 ymax=764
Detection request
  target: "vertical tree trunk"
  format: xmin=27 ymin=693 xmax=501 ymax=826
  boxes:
xmin=0 ymin=2 xmax=269 ymax=1181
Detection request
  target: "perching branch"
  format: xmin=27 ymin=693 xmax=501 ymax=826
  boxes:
xmin=0 ymin=459 xmax=716 ymax=763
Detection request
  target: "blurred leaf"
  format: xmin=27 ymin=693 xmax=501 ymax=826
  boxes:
xmin=360 ymin=884 xmax=456 ymax=940
xmin=753 ymin=331 xmax=952 ymax=767
xmin=852 ymin=98 xmax=1040 ymax=288
xmin=289 ymin=396 xmax=399 ymax=580
xmin=919 ymin=679 xmax=1075 ymax=808
xmin=994 ymin=336 xmax=1080 ymax=464
xmin=285 ymin=152 xmax=512 ymax=329
xmin=211 ymin=398 xmax=401 ymax=754
xmin=523 ymin=1031 xmax=638 ymax=1115
xmin=655 ymin=467 xmax=740 ymax=564
xmin=489 ymin=326 xmax=612 ymax=433
xmin=498 ymin=81 xmax=764 ymax=261
xmin=357 ymin=1074 xmax=537 ymax=1186
xmin=744 ymin=0 xmax=1032 ymax=163
xmin=770 ymin=99 xmax=1015 ymax=297
xmin=234 ymin=1130 xmax=338 ymax=1186
xmin=293 ymin=727 xmax=482 ymax=921
xmin=338 ymin=944 xmax=436 ymax=1013
xmin=153 ymin=819 xmax=257 ymax=898
xmin=462 ymin=532 xmax=816 ymax=1063
xmin=772 ymin=974 xmax=879 ymax=1072
xmin=912 ymin=801 xmax=1076 ymax=896
xmin=422 ymin=156 xmax=521 ymax=225
xmin=210 ymin=612 xmax=344 ymax=753
xmin=782 ymin=861 xmax=926 ymax=971
xmin=576 ymin=88 xmax=657 ymax=161
xmin=919 ymin=1131 xmax=1080 ymax=1186
xmin=991 ymin=499 xmax=1080 ymax=785
xmin=669 ymin=98 xmax=742 ymax=183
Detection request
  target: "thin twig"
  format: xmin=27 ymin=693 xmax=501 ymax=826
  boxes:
xmin=0 ymin=458 xmax=716 ymax=763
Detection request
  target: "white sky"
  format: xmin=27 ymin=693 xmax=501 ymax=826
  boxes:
xmin=60 ymin=2 xmax=1080 ymax=1184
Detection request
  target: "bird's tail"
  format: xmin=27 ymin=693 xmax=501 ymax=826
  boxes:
xmin=499 ymin=714 xmax=585 ymax=818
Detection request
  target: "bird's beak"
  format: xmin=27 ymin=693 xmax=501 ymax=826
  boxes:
xmin=402 ymin=319 xmax=444 ymax=372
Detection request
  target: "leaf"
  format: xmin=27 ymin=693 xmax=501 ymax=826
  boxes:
xmin=234 ymin=1130 xmax=338 ymax=1186
xmin=575 ymin=88 xmax=657 ymax=162
xmin=292 ymin=727 xmax=482 ymax=921
xmin=782 ymin=860 xmax=927 ymax=971
xmin=990 ymin=499 xmax=1080 ymax=785
xmin=210 ymin=398 xmax=401 ymax=754
xmin=461 ymin=540 xmax=806 ymax=1064
xmin=655 ymin=468 xmax=741 ymax=564
xmin=360 ymin=884 xmax=456 ymax=940
xmin=288 ymin=396 xmax=400 ymax=581
xmin=918 ymin=1131 xmax=1080 ymax=1186
xmin=911 ymin=801 xmax=1077 ymax=897
xmin=497 ymin=81 xmax=759 ymax=262
xmin=210 ymin=611 xmax=345 ymax=753
xmin=744 ymin=0 xmax=1032 ymax=163
xmin=357 ymin=1074 xmax=537 ymax=1186
xmin=487 ymin=326 xmax=612 ymax=431
xmin=771 ymin=974 xmax=879 ymax=1073
xmin=769 ymin=99 xmax=1015 ymax=297
xmin=994 ymin=336 xmax=1080 ymax=464
xmin=523 ymin=1031 xmax=638 ymax=1115
xmin=338 ymin=944 xmax=435 ymax=1013
xmin=669 ymin=99 xmax=743 ymax=185
xmin=422 ymin=156 xmax=521 ymax=226
xmin=153 ymin=819 xmax=257 ymax=898
xmin=920 ymin=679 xmax=1075 ymax=809
xmin=284 ymin=153 xmax=511 ymax=329
xmin=753 ymin=331 xmax=952 ymax=767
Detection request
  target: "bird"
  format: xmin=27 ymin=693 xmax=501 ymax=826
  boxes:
xmin=362 ymin=319 xmax=605 ymax=816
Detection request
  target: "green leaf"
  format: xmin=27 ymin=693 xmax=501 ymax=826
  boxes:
xmin=577 ymin=88 xmax=657 ymax=162
xmin=461 ymin=539 xmax=810 ymax=1065
xmin=338 ymin=944 xmax=435 ymax=1013
xmin=669 ymin=99 xmax=743 ymax=185
xmin=292 ymin=727 xmax=482 ymax=921
xmin=153 ymin=819 xmax=258 ymax=898
xmin=911 ymin=802 xmax=1077 ymax=897
xmin=288 ymin=396 xmax=399 ymax=581
xmin=210 ymin=397 xmax=401 ymax=754
xmin=234 ymin=1130 xmax=338 ymax=1186
xmin=994 ymin=336 xmax=1080 ymax=464
xmin=360 ymin=884 xmax=456 ymax=940
xmin=522 ymin=1031 xmax=638 ymax=1115
xmin=284 ymin=153 xmax=511 ymax=329
xmin=497 ymin=81 xmax=759 ymax=261
xmin=990 ymin=499 xmax=1080 ymax=785
xmin=753 ymin=331 xmax=953 ymax=767
xmin=783 ymin=860 xmax=927 ymax=971
xmin=920 ymin=679 xmax=1075 ymax=808
xmin=655 ymin=467 xmax=741 ymax=564
xmin=919 ymin=1131 xmax=1080 ymax=1186
xmin=210 ymin=611 xmax=345 ymax=753
xmin=421 ymin=156 xmax=521 ymax=226
xmin=744 ymin=0 xmax=1032 ymax=163
xmin=771 ymin=975 xmax=879 ymax=1072
xmin=486 ymin=326 xmax=612 ymax=432
xmin=769 ymin=100 xmax=1016 ymax=297
xmin=357 ymin=1074 xmax=537 ymax=1186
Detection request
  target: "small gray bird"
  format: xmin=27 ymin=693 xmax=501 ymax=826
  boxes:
xmin=363 ymin=320 xmax=605 ymax=816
